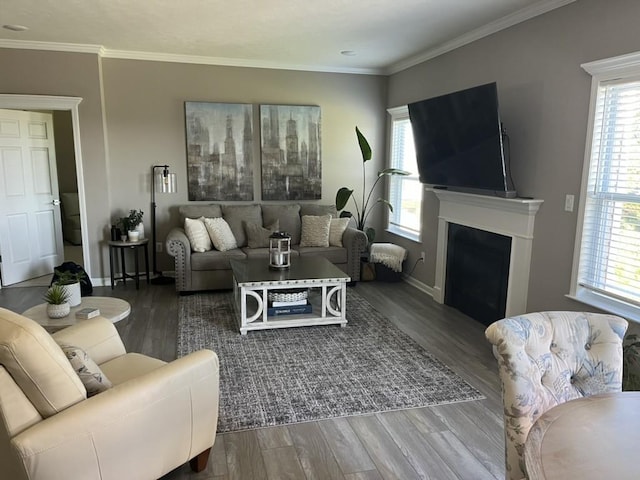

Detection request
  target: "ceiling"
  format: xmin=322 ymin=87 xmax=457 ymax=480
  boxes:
xmin=0 ymin=0 xmax=574 ymax=75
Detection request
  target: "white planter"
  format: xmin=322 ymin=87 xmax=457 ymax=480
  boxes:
xmin=128 ymin=230 xmax=140 ymax=242
xmin=60 ymin=282 xmax=82 ymax=307
xmin=134 ymin=222 xmax=145 ymax=240
xmin=47 ymin=302 xmax=70 ymax=318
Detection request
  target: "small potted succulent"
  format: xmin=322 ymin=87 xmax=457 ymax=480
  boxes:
xmin=44 ymin=284 xmax=71 ymax=318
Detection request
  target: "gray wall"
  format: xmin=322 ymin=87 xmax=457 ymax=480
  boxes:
xmin=1 ymin=0 xmax=638 ymax=303
xmin=0 ymin=48 xmax=109 ymax=278
xmin=101 ymin=59 xmax=387 ymax=271
xmin=384 ymin=0 xmax=640 ymax=313
xmin=0 ymin=49 xmax=386 ymax=277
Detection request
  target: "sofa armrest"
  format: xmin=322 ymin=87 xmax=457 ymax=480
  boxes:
xmin=166 ymin=227 xmax=192 ymax=293
xmin=11 ymin=350 xmax=219 ymax=480
xmin=52 ymin=317 xmax=126 ymax=364
xmin=342 ymin=227 xmax=368 ymax=281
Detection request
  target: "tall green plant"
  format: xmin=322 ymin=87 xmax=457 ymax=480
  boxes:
xmin=623 ymin=333 xmax=640 ymax=391
xmin=335 ymin=126 xmax=409 ymax=244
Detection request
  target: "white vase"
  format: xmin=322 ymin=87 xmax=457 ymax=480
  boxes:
xmin=134 ymin=222 xmax=145 ymax=240
xmin=60 ymin=282 xmax=82 ymax=307
xmin=47 ymin=302 xmax=70 ymax=319
xmin=128 ymin=230 xmax=140 ymax=242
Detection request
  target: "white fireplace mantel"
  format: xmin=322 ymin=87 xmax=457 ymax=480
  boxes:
xmin=432 ymin=189 xmax=543 ymax=318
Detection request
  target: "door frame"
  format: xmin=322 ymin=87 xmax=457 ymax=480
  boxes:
xmin=0 ymin=95 xmax=91 ymax=279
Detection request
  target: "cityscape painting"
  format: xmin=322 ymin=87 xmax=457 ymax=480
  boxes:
xmin=185 ymin=102 xmax=254 ymax=201
xmin=260 ymin=105 xmax=321 ymax=200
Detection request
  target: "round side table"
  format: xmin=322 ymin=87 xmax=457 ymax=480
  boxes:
xmin=108 ymin=239 xmax=150 ymax=289
xmin=22 ymin=296 xmax=131 ymax=331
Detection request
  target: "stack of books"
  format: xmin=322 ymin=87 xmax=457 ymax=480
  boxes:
xmin=267 ymin=297 xmax=312 ymax=317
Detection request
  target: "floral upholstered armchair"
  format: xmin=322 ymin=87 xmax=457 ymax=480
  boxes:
xmin=485 ymin=311 xmax=628 ymax=480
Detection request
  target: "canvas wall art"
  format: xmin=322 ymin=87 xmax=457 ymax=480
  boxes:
xmin=185 ymin=102 xmax=254 ymax=201
xmin=260 ymin=105 xmax=321 ymax=200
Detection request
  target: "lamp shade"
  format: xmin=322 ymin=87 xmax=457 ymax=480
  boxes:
xmin=155 ymin=172 xmax=177 ymax=194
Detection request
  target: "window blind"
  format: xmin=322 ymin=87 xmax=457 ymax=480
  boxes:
xmin=579 ymin=78 xmax=640 ymax=306
xmin=388 ymin=115 xmax=421 ymax=238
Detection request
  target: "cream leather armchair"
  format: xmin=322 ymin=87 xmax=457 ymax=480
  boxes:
xmin=0 ymin=307 xmax=220 ymax=480
xmin=486 ymin=311 xmax=627 ymax=480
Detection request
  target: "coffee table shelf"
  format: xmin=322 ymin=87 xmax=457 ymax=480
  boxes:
xmin=230 ymin=257 xmax=350 ymax=335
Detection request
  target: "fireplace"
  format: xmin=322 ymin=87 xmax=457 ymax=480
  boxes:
xmin=432 ymin=190 xmax=543 ymax=320
xmin=445 ymin=224 xmax=511 ymax=326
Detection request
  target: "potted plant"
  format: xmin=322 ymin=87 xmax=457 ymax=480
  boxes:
xmin=116 ymin=217 xmax=129 ymax=241
xmin=335 ymin=126 xmax=409 ymax=245
xmin=126 ymin=209 xmax=144 ymax=242
xmin=44 ymin=284 xmax=71 ymax=318
xmin=53 ymin=268 xmax=87 ymax=307
xmin=623 ymin=333 xmax=640 ymax=391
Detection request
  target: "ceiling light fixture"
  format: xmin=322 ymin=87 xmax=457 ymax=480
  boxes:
xmin=3 ymin=24 xmax=29 ymax=32
xmin=340 ymin=50 xmax=357 ymax=56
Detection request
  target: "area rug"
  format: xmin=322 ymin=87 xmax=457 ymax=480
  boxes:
xmin=178 ymin=289 xmax=484 ymax=433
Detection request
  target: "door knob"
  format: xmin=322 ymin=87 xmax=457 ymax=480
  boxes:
xmin=51 ymin=199 xmax=61 ymax=206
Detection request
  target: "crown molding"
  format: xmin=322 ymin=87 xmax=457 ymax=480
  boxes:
xmin=385 ymin=0 xmax=576 ymax=75
xmin=100 ymin=48 xmax=382 ymax=75
xmin=0 ymin=38 xmax=381 ymax=75
xmin=0 ymin=38 xmax=104 ymax=55
xmin=0 ymin=0 xmax=576 ymax=77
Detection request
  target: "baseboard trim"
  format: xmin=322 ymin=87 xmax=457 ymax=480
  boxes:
xmin=402 ymin=275 xmax=435 ymax=298
xmin=91 ymin=270 xmax=176 ymax=288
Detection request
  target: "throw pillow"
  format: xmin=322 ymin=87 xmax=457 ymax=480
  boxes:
xmin=184 ymin=217 xmax=212 ymax=252
xmin=300 ymin=214 xmax=331 ymax=247
xmin=59 ymin=344 xmax=112 ymax=397
xmin=221 ymin=205 xmax=262 ymax=248
xmin=245 ymin=220 xmax=280 ymax=248
xmin=329 ymin=217 xmax=350 ymax=247
xmin=203 ymin=217 xmax=238 ymax=252
xmin=261 ymin=204 xmax=301 ymax=245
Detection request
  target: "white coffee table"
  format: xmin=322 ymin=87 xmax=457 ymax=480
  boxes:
xmin=230 ymin=256 xmax=350 ymax=335
xmin=22 ymin=296 xmax=131 ymax=331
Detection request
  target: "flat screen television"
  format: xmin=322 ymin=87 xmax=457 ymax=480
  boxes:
xmin=408 ymin=82 xmax=516 ymax=198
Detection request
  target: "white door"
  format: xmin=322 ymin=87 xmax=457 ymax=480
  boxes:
xmin=0 ymin=109 xmax=64 ymax=286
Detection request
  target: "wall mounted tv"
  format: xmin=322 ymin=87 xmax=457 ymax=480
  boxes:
xmin=408 ymin=82 xmax=517 ymax=198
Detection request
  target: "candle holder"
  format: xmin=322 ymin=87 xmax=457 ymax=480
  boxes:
xmin=269 ymin=232 xmax=291 ymax=270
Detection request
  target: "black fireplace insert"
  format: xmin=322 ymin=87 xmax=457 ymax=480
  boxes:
xmin=444 ymin=223 xmax=511 ymax=326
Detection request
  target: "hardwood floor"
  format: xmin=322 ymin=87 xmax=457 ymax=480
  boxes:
xmin=0 ymin=280 xmax=505 ymax=479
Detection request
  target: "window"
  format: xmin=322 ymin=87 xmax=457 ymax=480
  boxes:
xmin=387 ymin=106 xmax=422 ymax=241
xmin=571 ymin=52 xmax=640 ymax=320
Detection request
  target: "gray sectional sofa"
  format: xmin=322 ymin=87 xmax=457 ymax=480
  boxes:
xmin=166 ymin=203 xmax=368 ymax=293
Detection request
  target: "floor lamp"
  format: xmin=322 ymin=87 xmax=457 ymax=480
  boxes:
xmin=150 ymin=165 xmax=177 ymax=285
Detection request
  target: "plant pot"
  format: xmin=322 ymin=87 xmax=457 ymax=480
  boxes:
xmin=128 ymin=230 xmax=140 ymax=242
xmin=60 ymin=282 xmax=82 ymax=307
xmin=47 ymin=302 xmax=70 ymax=319
xmin=134 ymin=222 xmax=145 ymax=240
